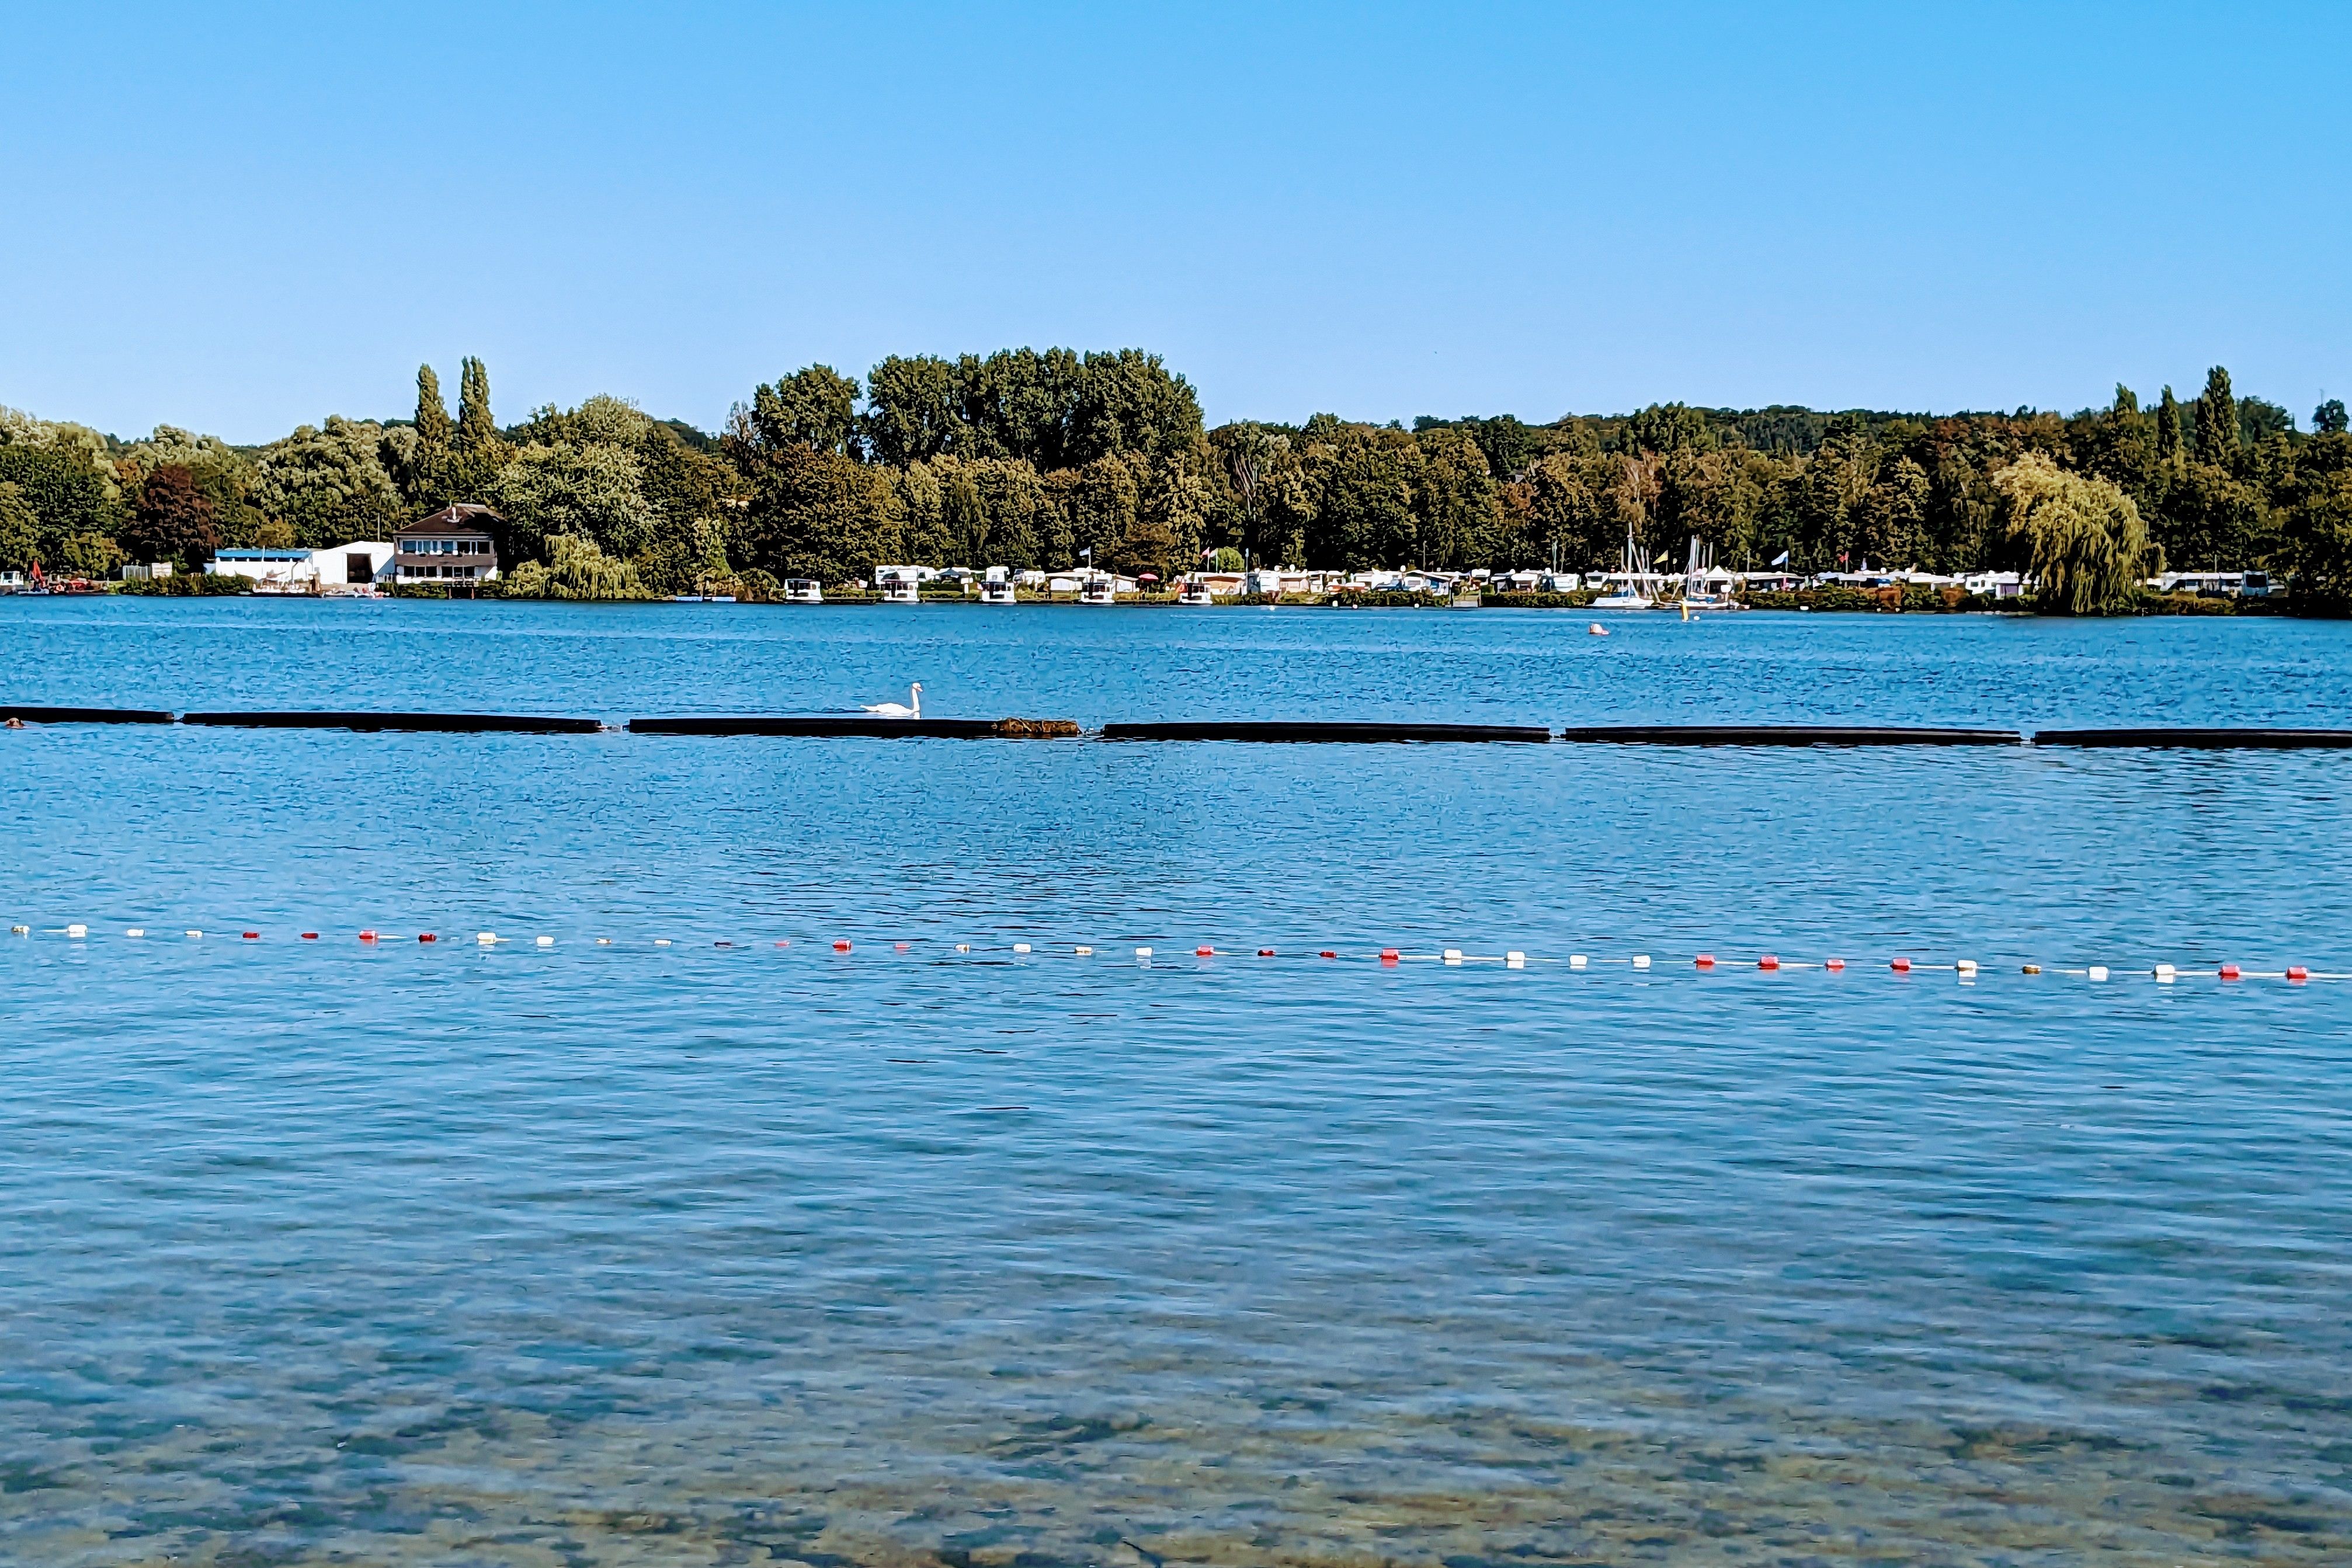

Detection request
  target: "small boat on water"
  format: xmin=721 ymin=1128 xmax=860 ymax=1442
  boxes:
xmin=1665 ymin=534 xmax=1746 ymax=614
xmin=1590 ymin=524 xmax=1658 ymax=609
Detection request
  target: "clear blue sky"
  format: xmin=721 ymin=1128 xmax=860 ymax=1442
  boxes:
xmin=2 ymin=2 xmax=2344 ymax=443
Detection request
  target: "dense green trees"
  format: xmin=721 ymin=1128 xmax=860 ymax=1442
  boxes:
xmin=6 ymin=350 xmax=2351 ymax=609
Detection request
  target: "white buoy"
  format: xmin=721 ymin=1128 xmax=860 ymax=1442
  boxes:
xmin=1013 ymin=943 xmax=1031 ymax=954
xmin=1569 ymin=953 xmax=1587 ymax=969
xmin=1632 ymin=954 xmax=1652 ymax=969
xmin=2155 ymin=962 xmax=2176 ymax=983
xmin=1073 ymin=945 xmax=1093 ymax=956
xmin=1506 ymin=951 xmax=1526 ymax=968
xmin=955 ymin=943 xmax=970 ymax=952
xmin=1134 ymin=945 xmax=1153 ymax=959
xmin=477 ymin=931 xmax=498 ymax=945
xmin=536 ymin=936 xmax=554 ymax=947
xmin=185 ymin=929 xmax=203 ymax=939
xmin=596 ymin=938 xmax=612 ymax=945
xmin=2089 ymin=965 xmax=2109 ymax=982
xmin=1442 ymin=948 xmax=1464 ymax=965
xmin=1957 ymin=958 xmax=1978 ymax=975
xmin=654 ymin=938 xmax=672 ymax=947
xmin=66 ymin=923 xmax=87 ymax=938
xmin=126 ymin=927 xmax=145 ymax=938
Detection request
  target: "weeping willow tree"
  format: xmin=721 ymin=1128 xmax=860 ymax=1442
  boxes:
xmin=498 ymin=533 xmax=652 ymax=600
xmin=1994 ymin=453 xmax=2158 ymax=614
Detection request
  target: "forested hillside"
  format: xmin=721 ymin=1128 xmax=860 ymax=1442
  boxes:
xmin=5 ymin=353 xmax=2348 ymax=609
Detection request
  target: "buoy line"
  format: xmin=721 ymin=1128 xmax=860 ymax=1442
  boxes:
xmin=2 ymin=925 xmax=2341 ymax=983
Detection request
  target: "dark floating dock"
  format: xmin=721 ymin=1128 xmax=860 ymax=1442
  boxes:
xmin=1099 ymin=721 xmax=1553 ymax=743
xmin=0 ymin=705 xmax=176 ymax=725
xmin=179 ymin=712 xmax=606 ymax=735
xmin=2034 ymin=728 xmax=2352 ymax=749
xmin=1556 ymin=725 xmax=2025 ymax=746
xmin=629 ymin=716 xmax=1079 ymax=738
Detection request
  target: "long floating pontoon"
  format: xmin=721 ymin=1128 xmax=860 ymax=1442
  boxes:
xmin=179 ymin=711 xmax=606 ymax=735
xmin=1 ymin=704 xmax=176 ymax=725
xmin=2034 ymin=728 xmax=2352 ymax=749
xmin=1556 ymin=725 xmax=2023 ymax=745
xmin=1100 ymin=721 xmax=1553 ymax=743
xmin=628 ymin=716 xmax=1076 ymax=738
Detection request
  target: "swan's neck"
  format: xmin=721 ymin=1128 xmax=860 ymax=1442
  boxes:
xmin=911 ymin=686 xmax=920 ymax=718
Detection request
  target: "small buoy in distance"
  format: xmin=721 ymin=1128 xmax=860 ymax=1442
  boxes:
xmin=1632 ymin=954 xmax=1652 ymax=970
xmin=2088 ymin=965 xmax=2109 ymax=982
xmin=1319 ymin=950 xmax=1337 ymax=959
xmin=1757 ymin=955 xmax=1779 ymax=971
xmin=1257 ymin=948 xmax=1276 ymax=957
xmin=1379 ymin=948 xmax=1400 ymax=964
xmin=242 ymin=930 xmax=259 ymax=941
xmin=539 ymin=936 xmax=556 ymax=947
xmin=301 ymin=932 xmax=319 ymax=941
xmin=419 ymin=933 xmax=436 ymax=943
xmin=954 ymin=943 xmax=969 ymax=953
xmin=359 ymin=930 xmax=378 ymax=942
xmin=126 ymin=927 xmax=145 ymax=938
xmin=894 ymin=941 xmax=909 ymax=951
xmin=186 ymin=929 xmax=203 ymax=939
xmin=1442 ymin=948 xmax=1464 ymax=965
xmin=2021 ymin=963 xmax=2041 ymax=975
xmin=1196 ymin=945 xmax=1215 ymax=957
xmin=1012 ymin=943 xmax=1031 ymax=954
xmin=655 ymin=938 xmax=672 ymax=947
xmin=66 ymin=923 xmax=88 ymax=938
xmin=2288 ymin=965 xmax=2309 ymax=983
xmin=1568 ymin=954 xmax=1588 ymax=969
xmin=597 ymin=938 xmax=613 ymax=946
xmin=831 ymin=939 xmax=850 ymax=952
xmin=1073 ymin=945 xmax=1093 ymax=957
xmin=1695 ymin=953 xmax=1716 ymax=968
xmin=1134 ymin=945 xmax=1153 ymax=958
xmin=1889 ymin=957 xmax=1912 ymax=973
xmin=477 ymin=931 xmax=498 ymax=945
xmin=2154 ymin=962 xmax=2176 ymax=983
xmin=1957 ymin=958 xmax=1978 ymax=975
xmin=1825 ymin=957 xmax=1846 ymax=972
xmin=776 ymin=940 xmax=791 ymax=948
xmin=2218 ymin=962 xmax=2240 ymax=981
xmin=1506 ymin=951 xmax=1526 ymax=968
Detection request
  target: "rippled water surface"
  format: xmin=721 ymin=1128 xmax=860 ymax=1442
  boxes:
xmin=4 ymin=599 xmax=2350 ymax=1566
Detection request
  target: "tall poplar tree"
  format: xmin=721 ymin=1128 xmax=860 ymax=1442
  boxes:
xmin=2156 ymin=387 xmax=2183 ymax=470
xmin=457 ymin=357 xmax=496 ymax=451
xmin=2194 ymin=365 xmax=2238 ymax=470
xmin=414 ymin=365 xmax=452 ymax=456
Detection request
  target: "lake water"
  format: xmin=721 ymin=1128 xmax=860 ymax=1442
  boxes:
xmin=4 ymin=598 xmax=2350 ymax=1566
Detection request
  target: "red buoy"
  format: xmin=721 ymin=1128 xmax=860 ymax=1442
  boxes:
xmin=1758 ymin=954 xmax=1780 ymax=970
xmin=832 ymin=940 xmax=852 ymax=952
xmin=2288 ymin=965 xmax=2309 ymax=982
xmin=1890 ymin=957 xmax=1912 ymax=972
xmin=774 ymin=940 xmax=790 ymax=947
xmin=2219 ymin=962 xmax=2240 ymax=980
xmin=1257 ymin=947 xmax=1275 ymax=957
xmin=1825 ymin=957 xmax=1846 ymax=971
xmin=301 ymin=932 xmax=319 ymax=941
xmin=895 ymin=942 xmax=910 ymax=951
xmin=242 ymin=930 xmax=259 ymax=940
xmin=419 ymin=933 xmax=437 ymax=943
xmin=1694 ymin=953 xmax=1715 ymax=968
xmin=359 ymin=930 xmax=377 ymax=941
xmin=1379 ymin=948 xmax=1400 ymax=964
xmin=1196 ymin=945 xmax=1215 ymax=957
xmin=1319 ymin=950 xmax=1337 ymax=959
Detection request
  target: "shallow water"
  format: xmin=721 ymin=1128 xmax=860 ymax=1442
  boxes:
xmin=3 ymin=599 xmax=2349 ymax=1565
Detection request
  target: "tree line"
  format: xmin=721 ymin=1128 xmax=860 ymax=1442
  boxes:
xmin=4 ymin=353 xmax=2348 ymax=611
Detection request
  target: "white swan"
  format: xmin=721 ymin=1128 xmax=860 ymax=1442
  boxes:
xmin=864 ymin=682 xmax=922 ymax=718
